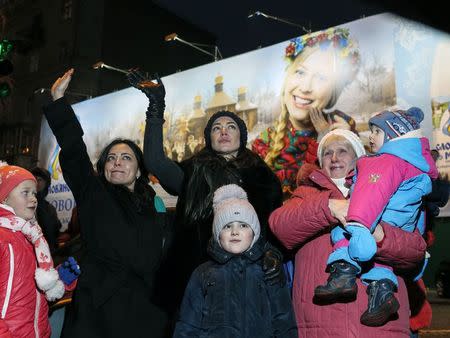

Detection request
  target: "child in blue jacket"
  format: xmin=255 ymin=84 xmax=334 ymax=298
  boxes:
xmin=174 ymin=184 xmax=297 ymax=338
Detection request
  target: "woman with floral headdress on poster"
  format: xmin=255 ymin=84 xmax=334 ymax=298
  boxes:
xmin=252 ymin=27 xmax=360 ymax=195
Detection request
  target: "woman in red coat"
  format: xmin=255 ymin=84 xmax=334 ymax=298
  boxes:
xmin=269 ymin=129 xmax=427 ymax=338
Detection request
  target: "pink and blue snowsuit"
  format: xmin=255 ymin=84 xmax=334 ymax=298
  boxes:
xmin=328 ymin=136 xmax=438 ymax=285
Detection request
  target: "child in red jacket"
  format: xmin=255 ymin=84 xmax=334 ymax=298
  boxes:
xmin=0 ymin=162 xmax=65 ymax=338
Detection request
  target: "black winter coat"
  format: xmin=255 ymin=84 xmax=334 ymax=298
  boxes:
xmin=44 ymin=98 xmax=167 ymax=338
xmin=35 ymin=192 xmax=61 ymax=253
xmin=145 ymin=118 xmax=283 ymax=316
xmin=174 ymin=239 xmax=297 ymax=338
xmin=176 ymin=148 xmax=283 ymax=264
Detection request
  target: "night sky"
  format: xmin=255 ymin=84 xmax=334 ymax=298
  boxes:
xmin=154 ymin=0 xmax=450 ymax=59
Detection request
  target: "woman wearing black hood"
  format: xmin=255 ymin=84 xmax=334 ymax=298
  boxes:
xmin=128 ymin=71 xmax=284 ymax=320
xmin=31 ymin=166 xmax=62 ymax=253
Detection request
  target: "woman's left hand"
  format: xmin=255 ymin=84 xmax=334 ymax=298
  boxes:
xmin=328 ymin=199 xmax=349 ymax=225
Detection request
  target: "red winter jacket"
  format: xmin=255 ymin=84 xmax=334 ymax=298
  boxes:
xmin=269 ymin=168 xmax=427 ymax=338
xmin=0 ymin=227 xmax=50 ymax=338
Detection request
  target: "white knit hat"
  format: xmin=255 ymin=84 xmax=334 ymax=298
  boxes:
xmin=317 ymin=129 xmax=366 ymax=167
xmin=212 ymin=184 xmax=260 ymax=248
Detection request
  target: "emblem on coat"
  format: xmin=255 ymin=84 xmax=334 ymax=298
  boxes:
xmin=369 ymin=173 xmax=381 ymax=183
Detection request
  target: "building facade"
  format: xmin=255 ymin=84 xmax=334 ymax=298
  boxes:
xmin=0 ymin=0 xmax=215 ymax=167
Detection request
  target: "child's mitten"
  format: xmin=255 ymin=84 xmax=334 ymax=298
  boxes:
xmin=57 ymin=256 xmax=81 ymax=285
xmin=346 ymin=223 xmax=376 ymax=262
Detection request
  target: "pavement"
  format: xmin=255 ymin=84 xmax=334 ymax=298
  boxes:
xmin=428 ymin=289 xmax=450 ymax=305
xmin=419 ymin=289 xmax=450 ymax=337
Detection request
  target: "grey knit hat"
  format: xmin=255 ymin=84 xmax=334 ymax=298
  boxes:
xmin=212 ymin=184 xmax=260 ymax=248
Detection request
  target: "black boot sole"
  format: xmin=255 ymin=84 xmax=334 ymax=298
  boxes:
xmin=314 ymin=285 xmax=357 ymax=304
xmin=360 ymin=296 xmax=400 ymax=327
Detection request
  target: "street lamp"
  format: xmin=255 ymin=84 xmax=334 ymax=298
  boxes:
xmin=92 ymin=61 xmax=129 ymax=74
xmin=247 ymin=11 xmax=311 ymax=34
xmin=164 ymin=33 xmax=222 ymax=61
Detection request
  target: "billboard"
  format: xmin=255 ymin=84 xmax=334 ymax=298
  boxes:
xmin=38 ymin=13 xmax=450 ymax=228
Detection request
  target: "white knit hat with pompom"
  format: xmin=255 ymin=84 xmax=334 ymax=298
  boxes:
xmin=212 ymin=184 xmax=260 ymax=248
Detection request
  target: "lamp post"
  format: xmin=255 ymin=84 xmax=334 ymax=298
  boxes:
xmin=164 ymin=33 xmax=222 ymax=62
xmin=247 ymin=11 xmax=311 ymax=34
xmin=92 ymin=61 xmax=129 ymax=74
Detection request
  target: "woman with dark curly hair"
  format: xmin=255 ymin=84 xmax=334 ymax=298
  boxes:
xmin=44 ymin=69 xmax=168 ymax=338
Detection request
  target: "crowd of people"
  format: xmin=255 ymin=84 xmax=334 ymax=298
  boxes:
xmin=1 ymin=26 xmax=448 ymax=338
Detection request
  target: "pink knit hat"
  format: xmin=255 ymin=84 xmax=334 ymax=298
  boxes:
xmin=212 ymin=184 xmax=260 ymax=248
xmin=0 ymin=161 xmax=36 ymax=202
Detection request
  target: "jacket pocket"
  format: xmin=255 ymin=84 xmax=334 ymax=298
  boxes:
xmin=201 ymin=276 xmax=227 ymax=327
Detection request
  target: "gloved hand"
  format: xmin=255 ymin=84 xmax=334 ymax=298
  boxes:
xmin=57 ymin=256 xmax=81 ymax=286
xmin=262 ymin=248 xmax=285 ymax=286
xmin=127 ymin=69 xmax=166 ymax=119
xmin=346 ymin=223 xmax=377 ymax=262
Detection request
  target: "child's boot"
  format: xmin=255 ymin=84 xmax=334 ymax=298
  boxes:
xmin=314 ymin=261 xmax=358 ymax=302
xmin=360 ymin=279 xmax=400 ymax=327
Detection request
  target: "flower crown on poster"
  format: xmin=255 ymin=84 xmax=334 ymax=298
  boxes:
xmin=285 ymin=27 xmax=360 ymax=66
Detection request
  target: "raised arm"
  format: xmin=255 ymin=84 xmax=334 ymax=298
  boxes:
xmin=127 ymin=70 xmax=184 ymax=195
xmin=43 ymin=69 xmax=95 ymax=202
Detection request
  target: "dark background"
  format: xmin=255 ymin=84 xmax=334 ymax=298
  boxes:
xmin=154 ymin=0 xmax=450 ymax=60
